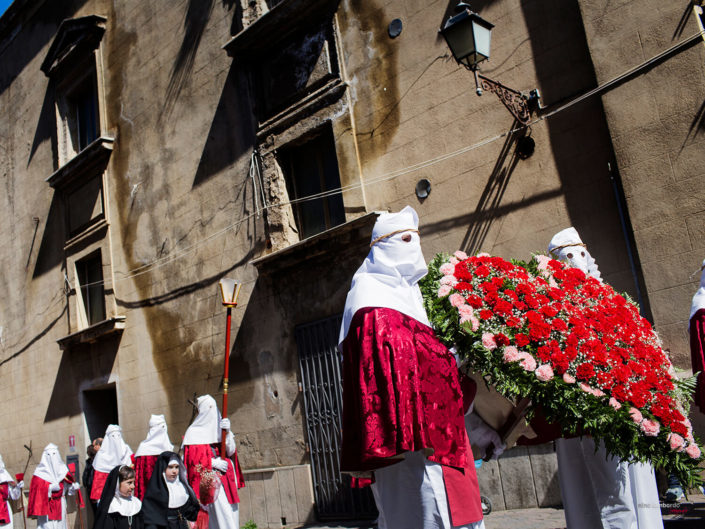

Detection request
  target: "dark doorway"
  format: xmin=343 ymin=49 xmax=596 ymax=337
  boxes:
xmin=82 ymin=385 xmax=118 ymax=440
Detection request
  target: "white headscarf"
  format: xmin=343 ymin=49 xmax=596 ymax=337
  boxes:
xmin=135 ymin=415 xmax=174 ymax=457
xmin=164 ymin=457 xmax=189 ymax=508
xmin=548 ymin=227 xmax=602 ymax=282
xmin=182 ymin=395 xmax=221 ymax=446
xmin=93 ymin=425 xmax=134 ymax=473
xmin=690 ymin=259 xmax=705 ymax=321
xmin=32 ymin=444 xmax=68 ymax=486
xmin=108 ymin=466 xmax=142 ymax=516
xmin=0 ymin=454 xmax=14 ymax=484
xmin=339 ymin=206 xmax=430 ymax=344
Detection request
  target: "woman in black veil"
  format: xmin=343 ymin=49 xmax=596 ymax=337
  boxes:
xmin=93 ymin=466 xmax=144 ymax=529
xmin=141 ymin=452 xmax=199 ymax=529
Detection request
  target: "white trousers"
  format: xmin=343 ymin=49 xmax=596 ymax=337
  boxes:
xmin=208 ymin=488 xmax=239 ymax=529
xmin=556 ymin=438 xmax=663 ymax=529
xmin=371 ymin=451 xmax=485 ymax=529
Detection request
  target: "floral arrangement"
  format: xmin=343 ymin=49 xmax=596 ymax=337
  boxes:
xmin=421 ymin=251 xmax=704 ymax=487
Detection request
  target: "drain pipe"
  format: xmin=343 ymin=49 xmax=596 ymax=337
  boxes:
xmin=607 ymin=162 xmax=648 ymax=318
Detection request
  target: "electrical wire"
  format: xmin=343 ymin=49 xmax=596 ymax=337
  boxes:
xmin=4 ymin=31 xmax=704 ymax=350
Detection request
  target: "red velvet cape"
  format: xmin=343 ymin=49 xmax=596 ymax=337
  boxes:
xmin=134 ymin=455 xmax=158 ymax=501
xmin=184 ymin=444 xmax=245 ymax=506
xmin=90 ymin=470 xmax=109 ymax=501
xmin=341 ymin=307 xmax=482 ymax=524
xmin=27 ymin=477 xmax=63 ymax=520
xmin=0 ymin=483 xmax=10 ymax=524
xmin=690 ymin=308 xmax=705 ymax=413
xmin=340 ymin=307 xmax=469 ymax=471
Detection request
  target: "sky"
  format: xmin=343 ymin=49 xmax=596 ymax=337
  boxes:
xmin=0 ymin=0 xmax=13 ymax=19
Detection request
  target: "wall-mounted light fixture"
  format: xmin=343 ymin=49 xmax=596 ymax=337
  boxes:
xmin=441 ymin=2 xmax=541 ymax=125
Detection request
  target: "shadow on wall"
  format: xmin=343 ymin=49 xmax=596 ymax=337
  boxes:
xmin=43 ymin=333 xmax=120 ymax=422
xmin=191 ymin=66 xmax=256 ymax=188
xmin=519 ymin=0 xmax=652 ymax=319
xmin=160 ymin=0 xmax=244 ymax=122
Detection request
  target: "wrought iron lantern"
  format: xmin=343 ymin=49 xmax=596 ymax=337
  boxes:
xmin=441 ymin=2 xmax=540 ymax=125
xmin=440 ymin=3 xmax=494 ymax=70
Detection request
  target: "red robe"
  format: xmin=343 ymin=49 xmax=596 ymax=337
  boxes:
xmin=134 ymin=455 xmax=158 ymax=500
xmin=27 ymin=477 xmax=64 ymax=521
xmin=0 ymin=483 xmax=11 ymax=524
xmin=90 ymin=470 xmax=109 ymax=501
xmin=341 ymin=307 xmax=482 ymax=525
xmin=690 ymin=308 xmax=705 ymax=413
xmin=184 ymin=444 xmax=245 ymax=505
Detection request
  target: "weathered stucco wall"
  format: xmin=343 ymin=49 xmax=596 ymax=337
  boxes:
xmin=3 ymin=0 xmax=704 ymax=524
xmin=577 ymin=0 xmax=705 ymax=367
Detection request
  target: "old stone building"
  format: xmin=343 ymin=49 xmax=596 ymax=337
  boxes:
xmin=0 ymin=0 xmax=704 ymax=527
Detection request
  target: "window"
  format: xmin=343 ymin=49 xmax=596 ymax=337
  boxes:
xmin=57 ymin=66 xmax=100 ymax=161
xmin=75 ymin=251 xmax=106 ymax=327
xmin=279 ymin=126 xmax=345 ymax=239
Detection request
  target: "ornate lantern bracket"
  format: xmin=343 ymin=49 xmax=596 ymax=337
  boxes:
xmin=474 ymin=70 xmax=540 ymax=125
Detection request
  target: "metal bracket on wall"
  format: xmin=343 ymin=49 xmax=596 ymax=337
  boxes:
xmin=473 ymin=70 xmax=540 ymax=125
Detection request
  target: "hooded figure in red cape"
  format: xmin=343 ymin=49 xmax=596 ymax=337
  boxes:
xmin=134 ymin=415 xmax=174 ymax=500
xmin=91 ymin=426 xmax=134 ymax=501
xmin=338 ymin=206 xmax=485 ymax=529
xmin=689 ymin=259 xmax=705 ymax=414
xmin=0 ymin=454 xmax=23 ymax=529
xmin=27 ymin=444 xmax=80 ymax=529
xmin=183 ymin=395 xmax=244 ymax=529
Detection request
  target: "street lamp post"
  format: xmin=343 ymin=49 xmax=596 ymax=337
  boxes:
xmin=218 ymin=277 xmax=242 ymax=456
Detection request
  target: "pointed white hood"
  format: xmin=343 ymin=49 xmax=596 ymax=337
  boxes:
xmin=33 ymin=443 xmax=68 ymax=486
xmin=339 ymin=206 xmax=430 ymax=344
xmin=93 ymin=425 xmax=133 ymax=473
xmin=135 ymin=414 xmax=174 ymax=457
xmin=182 ymin=395 xmax=221 ymax=446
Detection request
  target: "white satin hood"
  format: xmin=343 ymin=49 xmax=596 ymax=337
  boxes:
xmin=135 ymin=414 xmax=174 ymax=456
xmin=690 ymin=259 xmax=705 ymax=321
xmin=182 ymin=395 xmax=221 ymax=446
xmin=339 ymin=206 xmax=430 ymax=344
xmin=0 ymin=453 xmax=12 ymax=484
xmin=548 ymin=227 xmax=602 ymax=282
xmin=93 ymin=425 xmax=134 ymax=473
xmin=33 ymin=443 xmax=68 ymax=486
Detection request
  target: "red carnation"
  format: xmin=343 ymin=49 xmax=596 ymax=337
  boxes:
xmin=515 ymin=333 xmax=530 ymax=347
xmin=494 ymin=333 xmax=510 ymax=346
xmin=576 ymin=363 xmax=595 ymax=380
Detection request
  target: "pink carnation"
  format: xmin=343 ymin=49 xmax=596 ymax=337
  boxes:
xmin=454 ymin=250 xmax=469 ymax=261
xmin=449 ymin=256 xmax=459 ymax=265
xmin=518 ymin=352 xmax=537 ymax=372
xmin=438 ymin=285 xmax=451 ymax=297
xmin=535 ymin=364 xmax=554 ymax=382
xmin=450 ymin=293 xmax=465 ymax=307
xmin=458 ymin=304 xmax=474 ymax=318
xmin=579 ymin=382 xmax=597 ymax=396
xmin=667 ymin=433 xmax=685 ymax=452
xmin=476 ymin=252 xmax=490 ymax=257
xmin=686 ymin=443 xmax=701 ymax=459
xmin=563 ymin=373 xmax=576 ymax=384
xmin=481 ymin=333 xmax=497 ymax=350
xmin=535 ymin=255 xmax=551 ymax=270
xmin=593 ymin=388 xmax=605 ymax=398
xmin=629 ymin=407 xmax=643 ymax=424
xmin=608 ymin=397 xmax=622 ymax=410
xmin=640 ymin=419 xmax=660 ymax=437
xmin=439 ymin=263 xmax=455 ymax=276
xmin=469 ymin=315 xmax=480 ymax=331
xmin=549 ymin=276 xmax=558 ymax=288
xmin=440 ymin=275 xmax=457 ymax=286
xmin=502 ymin=346 xmax=520 ymax=363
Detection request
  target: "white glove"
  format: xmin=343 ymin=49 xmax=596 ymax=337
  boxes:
xmin=211 ymin=457 xmax=229 ymax=473
xmin=466 ymin=413 xmax=506 ymax=460
xmin=219 ymin=418 xmax=231 ymax=431
xmin=71 ymin=482 xmax=81 ymax=491
xmin=48 ymin=482 xmax=61 ymax=493
xmin=15 ymin=481 xmax=23 ymax=490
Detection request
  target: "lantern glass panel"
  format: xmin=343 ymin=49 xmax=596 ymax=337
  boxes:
xmin=472 ymin=20 xmax=492 ymax=61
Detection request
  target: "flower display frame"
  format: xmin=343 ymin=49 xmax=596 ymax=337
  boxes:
xmin=421 ymin=251 xmax=703 ymax=488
